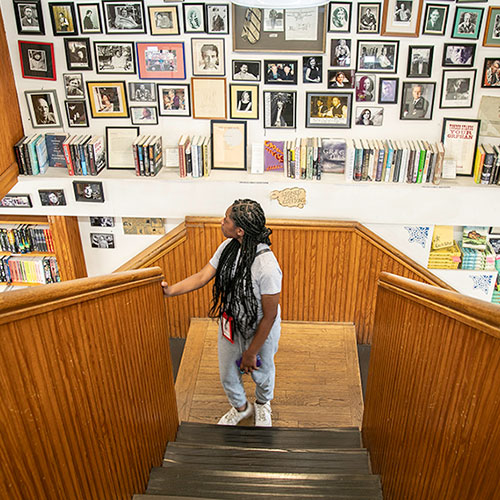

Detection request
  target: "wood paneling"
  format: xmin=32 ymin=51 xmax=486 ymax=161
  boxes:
xmin=0 ymin=268 xmax=178 ymax=500
xmin=362 ymin=272 xmax=500 ymax=500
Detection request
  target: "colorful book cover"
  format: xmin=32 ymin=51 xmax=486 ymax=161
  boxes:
xmin=462 ymin=226 xmax=488 ymax=249
xmin=264 ymin=141 xmax=284 ymax=172
xmin=45 ymin=134 xmax=68 ymax=168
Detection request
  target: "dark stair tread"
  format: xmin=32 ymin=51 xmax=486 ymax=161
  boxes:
xmin=134 ymin=496 xmax=215 ymax=500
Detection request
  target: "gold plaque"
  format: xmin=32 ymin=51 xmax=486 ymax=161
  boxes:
xmin=270 ymin=187 xmax=306 ymax=209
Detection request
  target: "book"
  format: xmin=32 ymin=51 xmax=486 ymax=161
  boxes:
xmin=353 ymin=138 xmax=363 ymax=181
xmin=133 ymin=134 xmax=145 ymax=176
xmin=45 ymin=134 xmax=68 ymax=168
xmin=480 ymin=144 xmax=495 ymax=185
xmin=473 ymin=145 xmax=485 ymax=184
xmin=264 ymin=140 xmax=285 ymax=172
xmin=35 ymin=135 xmax=49 ymax=174
xmin=149 ymin=136 xmax=163 ymax=176
xmin=178 ymin=135 xmax=189 ymax=178
xmin=462 ymin=226 xmax=488 ymax=250
xmin=432 ymin=225 xmax=454 ymax=250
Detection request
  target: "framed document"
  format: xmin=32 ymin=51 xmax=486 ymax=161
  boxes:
xmin=191 ymin=77 xmax=226 ymax=119
xmin=105 ymin=126 xmax=139 ymax=170
xmin=441 ymin=118 xmax=480 ymax=177
xmin=211 ymin=120 xmax=247 ymax=171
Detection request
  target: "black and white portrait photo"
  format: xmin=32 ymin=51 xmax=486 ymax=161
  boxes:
xmin=264 ymin=91 xmax=296 ymax=129
xmin=94 ymin=42 xmax=135 ymax=74
xmin=64 ymin=38 xmax=92 ymax=70
xmin=73 ymin=181 xmax=105 ymax=202
xmin=130 ymin=106 xmax=158 ymax=125
xmin=28 ymin=49 xmax=47 ymax=72
xmin=90 ymin=233 xmax=115 ymax=249
xmin=39 ymin=189 xmax=66 ymax=206
xmin=329 ymin=3 xmax=350 ymax=33
xmin=191 ymin=39 xmax=225 ymax=76
xmin=78 ymin=4 xmax=102 ymax=33
xmin=441 ymin=69 xmax=475 ymax=109
xmin=25 ymin=90 xmax=62 ymax=128
xmin=327 ymin=70 xmax=355 ymax=89
xmin=102 ymin=0 xmax=146 ymax=34
xmin=207 ymin=5 xmax=229 ymax=34
xmin=232 ymin=60 xmax=260 ymax=81
xmin=400 ymin=82 xmax=435 ymax=120
xmin=443 ymin=43 xmax=475 ymax=67
xmin=358 ymin=3 xmax=380 ymax=33
xmin=63 ymin=73 xmax=84 ymax=98
xmin=65 ymin=101 xmax=88 ymax=127
xmin=19 ymin=41 xmax=55 ymax=79
xmin=394 ymin=1 xmax=412 ymax=23
xmin=407 ymin=46 xmax=433 ymax=77
xmin=357 ymin=41 xmax=399 ymax=73
xmin=355 ymin=106 xmax=383 ymax=126
xmin=90 ymin=216 xmax=115 ymax=227
xmin=378 ymin=78 xmax=398 ymax=104
xmin=303 ymin=57 xmax=322 ymax=84
xmin=183 ymin=3 xmax=205 ymax=33
xmin=422 ymin=4 xmax=447 ymax=36
xmin=17 ymin=2 xmax=41 ymax=31
xmin=263 ymin=8 xmax=284 ymax=32
xmin=330 ymin=39 xmax=351 ymax=67
xmin=128 ymin=82 xmax=156 ymax=102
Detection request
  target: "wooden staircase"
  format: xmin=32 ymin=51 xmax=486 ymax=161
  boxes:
xmin=133 ymin=422 xmax=382 ymax=499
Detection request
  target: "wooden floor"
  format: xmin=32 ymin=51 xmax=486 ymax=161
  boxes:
xmin=175 ymin=318 xmax=364 ymax=428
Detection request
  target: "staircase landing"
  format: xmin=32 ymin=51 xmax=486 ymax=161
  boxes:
xmin=175 ymin=319 xmax=363 ymax=428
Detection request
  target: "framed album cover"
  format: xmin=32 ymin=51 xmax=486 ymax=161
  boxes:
xmin=18 ymin=40 xmax=56 ymax=80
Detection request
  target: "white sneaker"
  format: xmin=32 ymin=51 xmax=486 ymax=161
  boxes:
xmin=254 ymin=401 xmax=272 ymax=427
xmin=217 ymin=403 xmax=253 ymax=425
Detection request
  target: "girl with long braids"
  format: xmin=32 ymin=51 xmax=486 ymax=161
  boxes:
xmin=162 ymin=199 xmax=282 ymax=426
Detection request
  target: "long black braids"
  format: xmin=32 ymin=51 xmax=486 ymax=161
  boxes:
xmin=209 ymin=199 xmax=272 ymax=339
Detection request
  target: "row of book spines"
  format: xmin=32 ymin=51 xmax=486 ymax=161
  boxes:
xmin=281 ymin=138 xmax=321 ymax=180
xmin=0 ymin=255 xmax=60 ymax=285
xmin=0 ymin=226 xmax=54 ymax=254
xmin=473 ymin=144 xmax=500 ymax=185
xmin=132 ymin=135 xmax=164 ymax=177
xmin=347 ymin=139 xmax=445 ymax=184
xmin=14 ymin=134 xmax=49 ymax=176
xmin=178 ymin=135 xmax=212 ymax=178
xmin=62 ymin=134 xmax=105 ymax=176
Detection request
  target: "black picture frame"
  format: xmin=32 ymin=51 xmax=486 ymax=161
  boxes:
xmin=378 ymin=77 xmax=399 ymax=104
xmin=421 ymin=3 xmax=449 ymax=36
xmin=77 ymin=3 xmax=103 ymax=33
xmin=440 ymin=69 xmax=476 ymax=109
xmin=400 ymin=81 xmax=436 ymax=120
xmin=229 ymin=83 xmax=259 ymax=120
xmin=64 ymin=37 xmax=92 ymax=70
xmin=327 ymin=69 xmax=355 ymax=89
xmin=157 ymin=84 xmax=191 ymax=117
xmin=39 ymin=189 xmax=66 ymax=206
xmin=94 ymin=41 xmax=136 ymax=74
xmin=442 ymin=43 xmax=476 ymax=67
xmin=357 ymin=2 xmax=381 ymax=34
xmin=63 ymin=72 xmax=84 ymax=99
xmin=328 ymin=2 xmax=352 ymax=33
xmin=130 ymin=105 xmax=158 ymax=125
xmin=305 ymin=91 xmax=353 ymax=129
xmin=357 ymin=40 xmax=399 ymax=73
xmin=232 ymin=60 xmax=261 ymax=81
xmin=48 ymin=2 xmax=79 ymax=36
xmin=65 ymin=100 xmax=89 ymax=127
xmin=264 ymin=59 xmax=298 ymax=85
xmin=407 ymin=45 xmax=434 ymax=78
xmin=18 ymin=40 xmax=56 ymax=80
xmin=183 ymin=3 xmax=206 ymax=33
xmin=0 ymin=194 xmax=32 ymax=208
xmin=73 ymin=181 xmax=105 ymax=202
xmin=303 ymin=56 xmax=323 ymax=84
xmin=13 ymin=0 xmax=45 ymax=35
xmin=481 ymin=58 xmax=500 ymax=89
xmin=90 ymin=233 xmax=115 ymax=249
xmin=90 ymin=216 xmax=115 ymax=227
xmin=102 ymin=0 xmax=146 ymax=34
xmin=330 ymin=38 xmax=352 ymax=67
xmin=206 ymin=4 xmax=229 ymax=35
xmin=263 ymin=91 xmax=297 ymax=129
xmin=128 ymin=82 xmax=156 ymax=102
xmin=355 ymin=75 xmax=376 ymax=102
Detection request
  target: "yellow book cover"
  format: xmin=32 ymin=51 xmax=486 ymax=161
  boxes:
xmin=431 ymin=225 xmax=454 ymax=250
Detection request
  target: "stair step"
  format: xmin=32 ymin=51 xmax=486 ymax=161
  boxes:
xmin=147 ymin=467 xmax=382 ymax=499
xmin=175 ymin=421 xmax=362 ymax=449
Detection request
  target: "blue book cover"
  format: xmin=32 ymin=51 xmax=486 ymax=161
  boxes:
xmin=45 ymin=134 xmax=68 ymax=168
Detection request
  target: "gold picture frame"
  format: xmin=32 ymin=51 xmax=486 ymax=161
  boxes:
xmin=86 ymin=80 xmax=129 ymax=118
xmin=230 ymin=83 xmax=259 ymax=120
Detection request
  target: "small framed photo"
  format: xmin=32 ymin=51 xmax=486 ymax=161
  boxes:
xmin=90 ymin=233 xmax=115 ymax=248
xmin=148 ymin=5 xmax=180 ymax=35
xmin=357 ymin=3 xmax=381 ymax=34
xmin=328 ymin=2 xmax=352 ymax=33
xmin=482 ymin=58 xmax=500 ymax=88
xmin=440 ymin=69 xmax=476 ymax=109
xmin=105 ymin=126 xmax=138 ymax=170
xmin=39 ymin=189 xmax=66 ymax=206
xmin=381 ymin=0 xmax=424 ymax=37
xmin=211 ymin=120 xmax=247 ymax=170
xmin=102 ymin=0 xmax=146 ymax=34
xmin=262 ymin=8 xmax=284 ymax=32
xmin=355 ymin=106 xmax=384 ymax=126
xmin=77 ymin=3 xmax=102 ymax=33
xmin=452 ymin=6 xmax=484 ymax=40
xmin=422 ymin=3 xmax=449 ymax=36
xmin=441 ymin=118 xmax=480 ymax=176
xmin=303 ymin=56 xmax=323 ymax=84
xmin=357 ymin=40 xmax=399 ymax=73
xmin=90 ymin=216 xmax=115 ymax=227
xmin=94 ymin=41 xmax=135 ymax=74
xmin=158 ymin=84 xmax=191 ymax=116
xmin=128 ymin=82 xmax=156 ymax=102
xmin=264 ymin=59 xmax=298 ymax=84
xmin=0 ymin=194 xmax=32 ymax=208
xmin=400 ymin=81 xmax=436 ymax=120
xmin=64 ymin=37 xmax=92 ymax=70
xmin=48 ymin=2 xmax=78 ymax=36
xmin=136 ymin=42 xmax=186 ymax=80
xmin=232 ymin=60 xmax=260 ymax=81
xmin=191 ymin=77 xmax=227 ymax=119
xmin=378 ymin=77 xmax=399 ymax=103
xmin=86 ymin=81 xmax=129 ymax=118
xmin=25 ymin=89 xmax=63 ymax=128
xmin=330 ymin=39 xmax=352 ymax=67
xmin=407 ymin=46 xmax=433 ymax=78
xmin=355 ymin=75 xmax=376 ymax=102
xmin=206 ymin=4 xmax=229 ymax=34
xmin=18 ymin=40 xmax=56 ymax=80
xmin=65 ymin=100 xmax=89 ymax=127
xmin=13 ymin=0 xmax=45 ymax=35
xmin=327 ymin=69 xmax=355 ymax=89
xmin=305 ymin=92 xmax=352 ymax=129
xmin=483 ymin=7 xmax=500 ymax=47
xmin=263 ymin=91 xmax=296 ymax=129
xmin=191 ymin=38 xmax=225 ymax=76
xmin=130 ymin=106 xmax=158 ymax=125
xmin=442 ymin=43 xmax=476 ymax=67
xmin=230 ymin=83 xmax=259 ymax=120
xmin=63 ymin=73 xmax=84 ymax=98
xmin=73 ymin=181 xmax=105 ymax=202
xmin=183 ymin=3 xmax=206 ymax=33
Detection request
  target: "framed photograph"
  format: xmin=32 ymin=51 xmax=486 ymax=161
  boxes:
xmin=13 ymin=0 xmax=45 ymax=35
xmin=148 ymin=5 xmax=179 ymax=35
xmin=86 ymin=81 xmax=129 ymax=118
xmin=94 ymin=41 xmax=135 ymax=74
xmin=452 ymin=6 xmax=484 ymax=40
xmin=64 ymin=37 xmax=92 ymax=70
xmin=18 ymin=40 xmax=55 ymax=80
xmin=191 ymin=77 xmax=226 ymax=119
xmin=305 ymin=92 xmax=352 ymax=128
xmin=440 ymin=69 xmax=476 ymax=108
xmin=105 ymin=126 xmax=138 ymax=170
xmin=442 ymin=43 xmax=476 ymax=67
xmin=136 ymin=42 xmax=186 ymax=80
xmin=355 ymin=106 xmax=384 ymax=126
xmin=157 ymin=84 xmax=191 ymax=116
xmin=355 ymin=75 xmax=376 ymax=102
xmin=482 ymin=58 xmax=500 ymax=88
xmin=327 ymin=69 xmax=355 ymax=89
xmin=39 ymin=189 xmax=66 ymax=206
xmin=90 ymin=233 xmax=115 ymax=249
xmin=25 ymin=89 xmax=63 ymax=128
xmin=357 ymin=3 xmax=381 ymax=34
xmin=357 ymin=40 xmax=399 ymax=73
xmin=330 ymin=39 xmax=351 ymax=67
xmin=264 ymin=59 xmax=298 ymax=84
xmin=48 ymin=2 xmax=78 ymax=35
xmin=400 ymin=81 xmax=436 ymax=120
xmin=378 ymin=77 xmax=399 ymax=103
xmin=128 ymin=82 xmax=155 ymax=102
xmin=489 ymin=227 xmax=500 ymax=236
xmin=422 ymin=3 xmax=449 ymax=36
xmin=130 ymin=106 xmax=158 ymax=125
xmin=65 ymin=100 xmax=89 ymax=127
xmin=102 ymin=0 xmax=146 ymax=34
xmin=232 ymin=4 xmax=327 ymax=53
xmin=90 ymin=216 xmax=115 ymax=227
xmin=441 ymin=118 xmax=480 ymax=176
xmin=381 ymin=0 xmax=423 ymax=37
xmin=211 ymin=120 xmax=247 ymax=171
xmin=232 ymin=60 xmax=260 ymax=81
xmin=206 ymin=4 xmax=229 ymax=34
xmin=303 ymin=56 xmax=323 ymax=84
xmin=263 ymin=91 xmax=296 ymax=129
xmin=77 ymin=3 xmax=102 ymax=33
xmin=407 ymin=46 xmax=433 ymax=77
xmin=483 ymin=7 xmax=500 ymax=47
xmin=183 ymin=3 xmax=206 ymax=33
xmin=0 ymin=194 xmax=32 ymax=208
xmin=191 ymin=38 xmax=225 ymax=76
xmin=328 ymin=2 xmax=351 ymax=33
xmin=230 ymin=83 xmax=259 ymax=120
xmin=73 ymin=181 xmax=104 ymax=202
xmin=63 ymin=73 xmax=84 ymax=98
